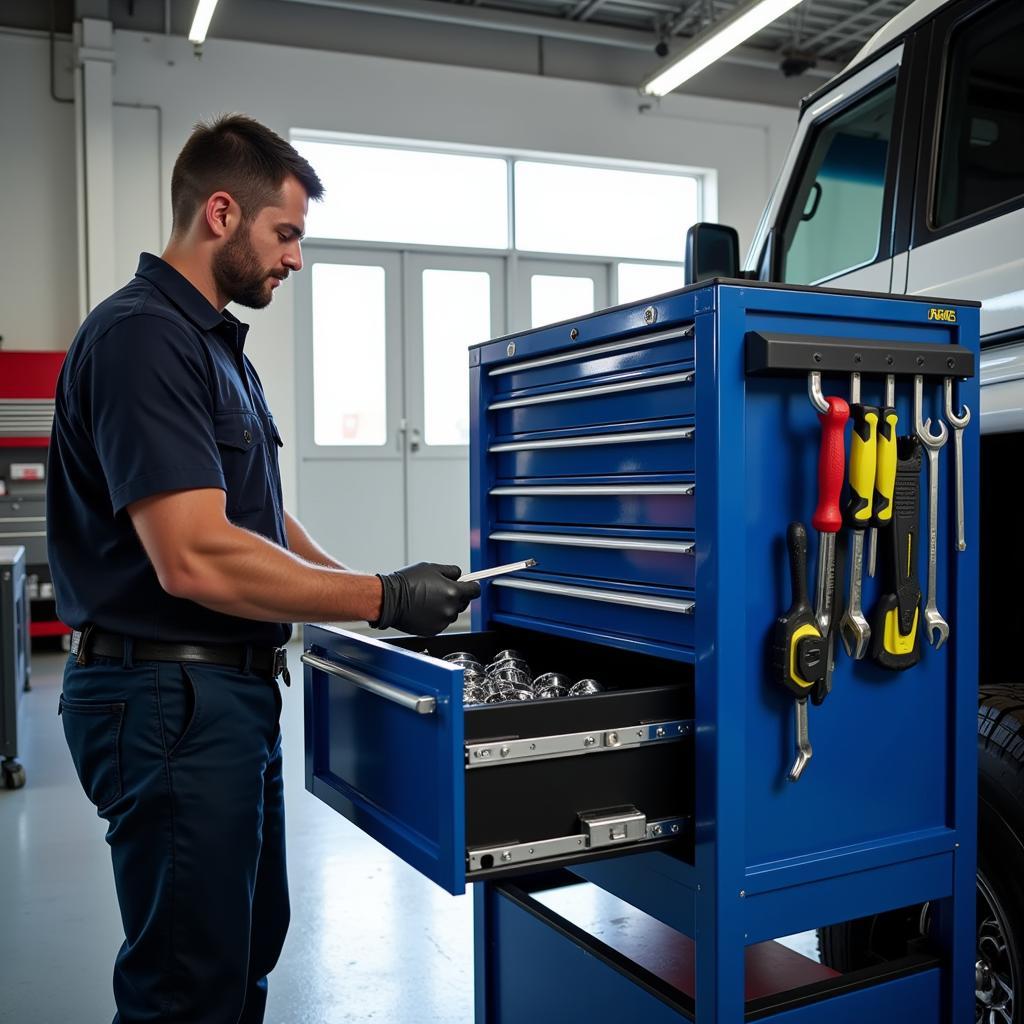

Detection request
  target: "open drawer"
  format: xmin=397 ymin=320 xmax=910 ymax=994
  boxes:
xmin=303 ymin=623 xmax=694 ymax=895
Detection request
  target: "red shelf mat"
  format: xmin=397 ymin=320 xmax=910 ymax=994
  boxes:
xmin=31 ymin=621 xmax=72 ymax=637
xmin=0 ymin=351 xmax=65 ymax=399
xmin=534 ymin=882 xmax=840 ymax=1001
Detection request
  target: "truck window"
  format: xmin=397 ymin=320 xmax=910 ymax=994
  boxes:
xmin=933 ymin=0 xmax=1024 ymax=228
xmin=780 ymin=82 xmax=896 ymax=285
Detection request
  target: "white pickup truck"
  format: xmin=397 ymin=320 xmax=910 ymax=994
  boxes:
xmin=688 ymin=0 xmax=1023 ymax=1017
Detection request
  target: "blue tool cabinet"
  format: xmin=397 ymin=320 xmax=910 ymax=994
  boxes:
xmin=303 ymin=280 xmax=979 ymax=1022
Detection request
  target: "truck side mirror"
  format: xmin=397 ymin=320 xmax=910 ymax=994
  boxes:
xmin=684 ymin=223 xmax=741 ymax=285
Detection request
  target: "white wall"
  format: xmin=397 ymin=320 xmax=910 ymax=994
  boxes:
xmin=0 ymin=25 xmax=798 ymax=507
xmin=0 ymin=32 xmax=78 ymax=350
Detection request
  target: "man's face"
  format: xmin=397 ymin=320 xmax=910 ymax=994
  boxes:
xmin=213 ymin=175 xmax=308 ymax=309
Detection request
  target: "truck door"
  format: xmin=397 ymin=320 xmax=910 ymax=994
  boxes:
xmin=756 ymin=46 xmax=915 ymax=293
xmin=904 ymin=0 xmax=1024 ymax=355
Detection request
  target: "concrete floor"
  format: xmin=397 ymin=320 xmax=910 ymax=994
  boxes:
xmin=0 ymin=642 xmax=474 ymax=1024
xmin=1 ymin=640 xmax=818 ymax=1024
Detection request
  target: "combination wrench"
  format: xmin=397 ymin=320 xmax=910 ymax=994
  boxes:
xmin=913 ymin=375 xmax=949 ymax=650
xmin=943 ymin=377 xmax=970 ymax=554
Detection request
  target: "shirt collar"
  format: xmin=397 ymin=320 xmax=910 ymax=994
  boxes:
xmin=135 ymin=253 xmax=248 ymax=341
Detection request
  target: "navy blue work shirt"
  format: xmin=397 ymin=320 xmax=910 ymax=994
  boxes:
xmin=47 ymin=253 xmax=291 ymax=646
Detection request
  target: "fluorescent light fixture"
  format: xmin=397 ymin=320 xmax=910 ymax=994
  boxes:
xmin=189 ymin=0 xmax=220 ymax=44
xmin=642 ymin=0 xmax=806 ymax=96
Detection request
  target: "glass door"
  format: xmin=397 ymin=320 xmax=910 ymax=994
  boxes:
xmin=403 ymin=253 xmax=506 ymax=568
xmin=515 ymin=259 xmax=610 ymax=333
xmin=295 ymin=247 xmax=406 ymax=573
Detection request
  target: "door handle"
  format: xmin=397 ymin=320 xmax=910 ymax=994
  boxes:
xmin=409 ymin=427 xmax=422 ymax=452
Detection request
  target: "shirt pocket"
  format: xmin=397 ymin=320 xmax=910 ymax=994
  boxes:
xmin=214 ymin=410 xmax=267 ymax=517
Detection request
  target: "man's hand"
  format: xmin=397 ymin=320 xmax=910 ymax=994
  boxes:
xmin=374 ymin=563 xmax=480 ymax=636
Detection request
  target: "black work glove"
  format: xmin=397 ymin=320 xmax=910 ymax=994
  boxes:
xmin=372 ymin=563 xmax=481 ymax=637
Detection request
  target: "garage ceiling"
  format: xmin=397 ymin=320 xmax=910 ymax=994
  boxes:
xmin=343 ymin=0 xmax=911 ymax=66
xmin=1 ymin=0 xmax=917 ymax=107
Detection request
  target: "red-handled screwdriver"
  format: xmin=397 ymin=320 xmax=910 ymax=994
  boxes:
xmin=808 ymin=372 xmax=849 ymax=705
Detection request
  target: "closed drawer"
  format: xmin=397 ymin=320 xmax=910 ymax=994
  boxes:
xmin=303 ymin=624 xmax=694 ymax=895
xmin=490 ymin=529 xmax=695 ymax=590
xmin=491 ymin=424 xmax=694 ymax=479
xmin=490 ymin=367 xmax=694 ymax=436
xmin=491 ymin=481 xmax=695 ymax=530
xmin=489 ymin=324 xmax=694 ymax=395
xmin=491 ymin=576 xmax=695 ymax=651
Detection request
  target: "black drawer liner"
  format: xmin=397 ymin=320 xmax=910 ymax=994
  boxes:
xmin=389 ymin=626 xmax=695 ymax=860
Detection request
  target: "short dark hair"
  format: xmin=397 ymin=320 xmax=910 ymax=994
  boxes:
xmin=170 ymin=113 xmax=324 ymax=234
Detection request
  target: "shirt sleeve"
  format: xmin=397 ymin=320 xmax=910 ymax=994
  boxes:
xmin=73 ymin=314 xmax=226 ymax=514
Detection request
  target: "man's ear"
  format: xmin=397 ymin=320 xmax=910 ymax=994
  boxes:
xmin=204 ymin=191 xmax=237 ymax=239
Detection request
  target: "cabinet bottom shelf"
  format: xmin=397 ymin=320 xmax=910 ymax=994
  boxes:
xmin=478 ymin=875 xmax=943 ymax=1023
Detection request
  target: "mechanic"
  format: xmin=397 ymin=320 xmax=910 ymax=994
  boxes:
xmin=47 ymin=113 xmax=479 ymax=1024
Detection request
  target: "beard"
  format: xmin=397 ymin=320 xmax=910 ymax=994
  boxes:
xmin=212 ymin=226 xmax=281 ymax=309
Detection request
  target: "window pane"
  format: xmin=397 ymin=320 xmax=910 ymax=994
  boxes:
xmin=531 ymin=275 xmax=595 ymax=328
xmin=296 ymin=141 xmax=509 ymax=249
xmin=312 ymin=263 xmax=387 ymax=446
xmin=934 ymin=0 xmax=1024 ymax=227
xmin=617 ymin=263 xmax=684 ymax=304
xmin=423 ymin=269 xmax=490 ymax=446
xmin=515 ymin=161 xmax=697 ymax=261
xmin=781 ymin=83 xmax=896 ymax=285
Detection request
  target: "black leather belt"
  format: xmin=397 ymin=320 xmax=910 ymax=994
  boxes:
xmin=70 ymin=626 xmax=290 ymax=685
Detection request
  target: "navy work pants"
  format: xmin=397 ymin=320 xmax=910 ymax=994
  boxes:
xmin=59 ymin=652 xmax=289 ymax=1024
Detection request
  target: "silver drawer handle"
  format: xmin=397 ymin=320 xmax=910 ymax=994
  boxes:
xmin=0 ymin=517 xmax=46 ymax=524
xmin=489 ymin=531 xmax=694 ymax=554
xmin=489 ymin=426 xmax=693 ymax=453
xmin=0 ymin=530 xmax=46 ymax=539
xmin=488 ymin=370 xmax=694 ymax=411
xmin=488 ymin=324 xmax=694 ymax=376
xmin=493 ymin=577 xmax=694 ymax=614
xmin=301 ymin=653 xmax=437 ymax=714
xmin=490 ymin=483 xmax=694 ymax=497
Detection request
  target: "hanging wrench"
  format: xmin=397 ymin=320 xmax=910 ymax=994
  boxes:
xmin=944 ymin=377 xmax=970 ymax=553
xmin=808 ymin=371 xmax=848 ymax=702
xmin=914 ymin=375 xmax=949 ymax=650
xmin=839 ymin=372 xmax=878 ymax=660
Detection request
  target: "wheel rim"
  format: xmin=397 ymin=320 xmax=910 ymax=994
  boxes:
xmin=977 ymin=871 xmax=1017 ymax=1024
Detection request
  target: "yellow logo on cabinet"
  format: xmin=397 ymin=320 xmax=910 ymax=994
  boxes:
xmin=927 ymin=308 xmax=957 ymax=322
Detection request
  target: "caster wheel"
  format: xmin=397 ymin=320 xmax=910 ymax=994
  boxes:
xmin=2 ymin=762 xmax=26 ymax=790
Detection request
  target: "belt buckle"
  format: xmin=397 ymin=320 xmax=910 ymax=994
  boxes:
xmin=72 ymin=624 xmax=95 ymax=666
xmin=273 ymin=648 xmax=291 ymax=687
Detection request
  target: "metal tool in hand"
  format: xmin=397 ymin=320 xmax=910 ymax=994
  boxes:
xmin=867 ymin=374 xmax=897 ymax=579
xmin=459 ymin=559 xmax=537 ymax=583
xmin=808 ymin=371 xmax=849 ymax=703
xmin=772 ymin=523 xmax=826 ymax=782
xmin=913 ymin=375 xmax=949 ymax=649
xmin=944 ymin=376 xmax=970 ymax=553
xmin=839 ymin=372 xmax=878 ymax=660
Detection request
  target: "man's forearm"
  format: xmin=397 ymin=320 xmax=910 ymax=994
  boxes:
xmin=284 ymin=510 xmax=348 ymax=570
xmin=163 ymin=520 xmax=380 ymax=623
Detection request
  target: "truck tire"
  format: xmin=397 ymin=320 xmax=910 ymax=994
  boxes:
xmin=818 ymin=684 xmax=1024 ymax=1022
